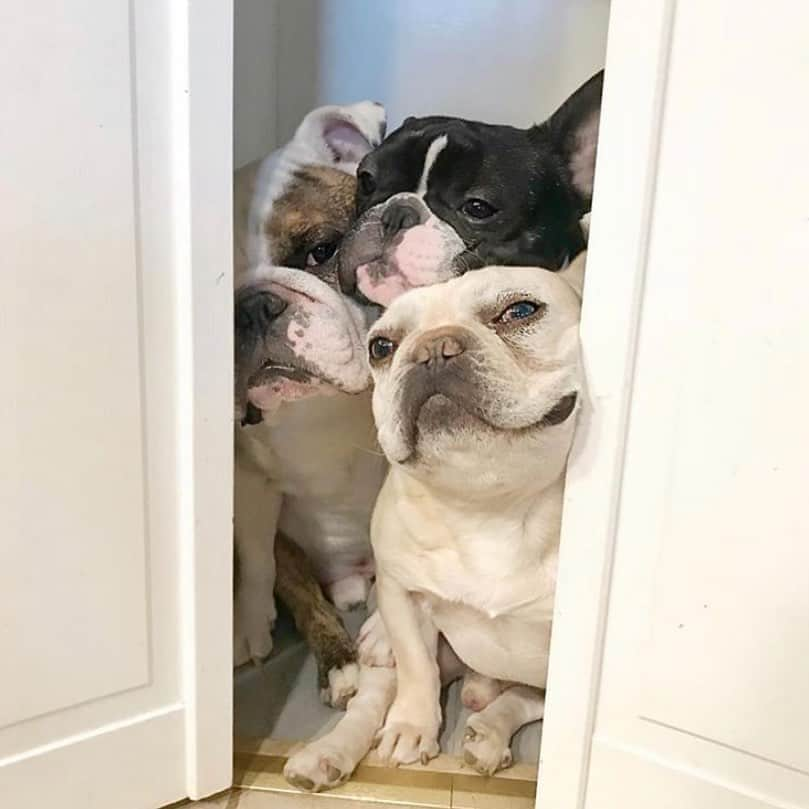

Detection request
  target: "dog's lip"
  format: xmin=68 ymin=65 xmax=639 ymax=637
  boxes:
xmin=249 ymin=360 xmax=368 ymax=395
xmin=397 ymin=388 xmax=578 ymax=463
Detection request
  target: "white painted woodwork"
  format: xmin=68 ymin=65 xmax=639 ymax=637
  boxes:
xmin=0 ymin=1 xmax=233 ymax=806
xmin=541 ymin=2 xmax=809 ymax=807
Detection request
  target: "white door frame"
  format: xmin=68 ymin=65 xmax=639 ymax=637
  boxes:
xmin=173 ymin=0 xmax=234 ymax=799
xmin=537 ymin=2 xmax=677 ymax=807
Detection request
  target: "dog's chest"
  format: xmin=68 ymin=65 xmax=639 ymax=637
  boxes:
xmin=268 ymin=393 xmax=384 ymax=502
xmin=381 ymin=500 xmax=558 ymax=619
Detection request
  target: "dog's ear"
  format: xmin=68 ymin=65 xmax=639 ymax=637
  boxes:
xmin=294 ymin=101 xmax=387 ymax=171
xmin=559 ymin=250 xmax=587 ymax=300
xmin=542 ymin=71 xmax=604 ymax=209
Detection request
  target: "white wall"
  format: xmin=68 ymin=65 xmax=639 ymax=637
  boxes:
xmin=235 ymin=0 xmax=611 ymax=163
xmin=233 ymin=0 xmax=279 ymax=167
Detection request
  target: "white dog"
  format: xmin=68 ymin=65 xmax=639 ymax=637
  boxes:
xmin=284 ymin=256 xmax=584 ymax=789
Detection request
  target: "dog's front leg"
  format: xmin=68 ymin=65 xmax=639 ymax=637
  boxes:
xmin=374 ymin=577 xmax=441 ymax=766
xmin=233 ymin=448 xmax=282 ymax=665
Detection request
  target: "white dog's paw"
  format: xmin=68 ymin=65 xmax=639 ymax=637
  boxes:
xmin=327 ymin=574 xmax=370 ymax=612
xmin=460 ymin=672 xmax=505 ymax=712
xmin=357 ymin=610 xmax=394 ymax=667
xmin=374 ymin=720 xmax=440 ymax=767
xmin=320 ymin=662 xmax=360 ymax=710
xmin=462 ymin=713 xmax=513 ymax=776
xmin=234 ymin=582 xmax=276 ymax=665
xmin=284 ymin=744 xmax=354 ymax=793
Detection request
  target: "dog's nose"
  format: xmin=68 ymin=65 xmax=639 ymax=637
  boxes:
xmin=381 ymin=198 xmax=426 ymax=239
xmin=235 ymin=289 xmax=287 ymax=336
xmin=411 ymin=328 xmax=467 ymax=367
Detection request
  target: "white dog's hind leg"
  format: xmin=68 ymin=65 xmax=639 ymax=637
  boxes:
xmin=284 ymin=665 xmax=396 ymax=792
xmin=460 ymin=671 xmax=508 ymax=712
xmin=463 ymin=686 xmax=545 ymax=776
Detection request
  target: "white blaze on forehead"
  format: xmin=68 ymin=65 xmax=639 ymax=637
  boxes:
xmin=416 ymin=135 xmax=449 ymax=197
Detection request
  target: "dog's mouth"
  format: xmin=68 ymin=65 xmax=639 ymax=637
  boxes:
xmin=337 ymin=194 xmax=470 ymax=307
xmin=396 ymin=385 xmax=579 ymax=463
xmin=249 ymin=362 xmax=320 ymax=386
xmin=239 ymin=360 xmax=344 ymax=426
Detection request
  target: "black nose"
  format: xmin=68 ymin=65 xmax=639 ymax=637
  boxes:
xmin=235 ymin=290 xmax=287 ymax=337
xmin=381 ymin=199 xmax=425 ymax=239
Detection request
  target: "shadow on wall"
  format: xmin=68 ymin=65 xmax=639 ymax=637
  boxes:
xmin=275 ymin=0 xmax=610 ymax=143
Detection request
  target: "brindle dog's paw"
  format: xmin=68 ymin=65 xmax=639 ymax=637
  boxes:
xmin=284 ymin=745 xmax=354 ymax=792
xmin=316 ymin=619 xmax=359 ymax=709
xmin=462 ymin=714 xmax=513 ymax=776
xmin=320 ymin=661 xmax=360 ymax=710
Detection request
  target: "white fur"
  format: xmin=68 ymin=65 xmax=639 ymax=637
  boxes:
xmin=247 ymin=102 xmax=386 ymax=270
xmin=233 ymin=102 xmax=387 ymax=666
xmin=416 ymin=134 xmax=448 ymax=197
xmin=369 ymin=265 xmax=583 ymax=766
xmin=284 ymin=262 xmax=585 ymax=781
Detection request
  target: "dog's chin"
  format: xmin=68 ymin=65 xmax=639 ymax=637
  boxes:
xmin=388 ymin=394 xmax=486 ymax=464
xmin=245 ymin=362 xmax=369 ymax=418
xmin=389 ymin=391 xmax=579 ymax=465
xmin=351 ymin=228 xmax=467 ymax=307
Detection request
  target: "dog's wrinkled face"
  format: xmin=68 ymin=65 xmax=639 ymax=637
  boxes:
xmin=234 ymin=101 xmax=387 ymax=422
xmin=235 ymin=266 xmax=374 ymax=423
xmin=335 ymin=192 xmax=476 ymax=307
xmin=340 ymin=72 xmax=602 ymax=307
xmin=368 ymin=265 xmax=582 ymax=491
xmin=242 ymin=100 xmax=387 ymax=275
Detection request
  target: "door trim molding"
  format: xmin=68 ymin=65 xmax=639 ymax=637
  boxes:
xmin=171 ymin=0 xmax=234 ymax=799
xmin=537 ymin=1 xmax=677 ymax=807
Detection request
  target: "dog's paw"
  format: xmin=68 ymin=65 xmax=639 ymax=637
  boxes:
xmin=320 ymin=662 xmax=360 ymax=710
xmin=374 ymin=720 xmax=440 ymax=767
xmin=462 ymin=713 xmax=513 ymax=776
xmin=284 ymin=745 xmax=354 ymax=793
xmin=234 ymin=582 xmax=276 ymax=666
xmin=327 ymin=574 xmax=370 ymax=612
xmin=357 ymin=610 xmax=394 ymax=667
xmin=460 ymin=672 xmax=505 ymax=712
xmin=233 ymin=632 xmax=251 ymax=668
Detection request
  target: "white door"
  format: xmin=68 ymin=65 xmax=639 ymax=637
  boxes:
xmin=0 ymin=2 xmax=233 ymax=807
xmin=540 ymin=2 xmax=809 ymax=808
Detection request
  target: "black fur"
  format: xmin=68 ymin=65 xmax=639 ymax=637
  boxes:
xmin=355 ymin=71 xmax=603 ymax=271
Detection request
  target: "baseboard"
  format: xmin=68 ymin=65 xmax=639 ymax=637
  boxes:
xmin=234 ymin=736 xmax=538 ymax=808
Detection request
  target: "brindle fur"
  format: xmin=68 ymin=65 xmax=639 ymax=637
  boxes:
xmin=273 ymin=531 xmax=357 ymax=705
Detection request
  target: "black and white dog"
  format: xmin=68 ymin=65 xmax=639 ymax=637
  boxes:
xmin=335 ymin=70 xmax=602 ymax=307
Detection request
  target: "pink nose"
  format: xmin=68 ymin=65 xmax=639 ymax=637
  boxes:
xmin=410 ymin=328 xmax=467 ymax=366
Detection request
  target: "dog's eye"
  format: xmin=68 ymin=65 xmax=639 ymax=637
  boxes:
xmin=461 ymin=198 xmax=497 ymax=220
xmin=494 ymin=300 xmax=542 ymax=324
xmin=358 ymin=169 xmax=376 ymax=196
xmin=306 ymin=241 xmax=338 ymax=266
xmin=368 ymin=336 xmax=397 ymax=362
